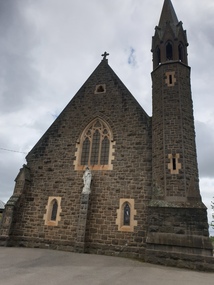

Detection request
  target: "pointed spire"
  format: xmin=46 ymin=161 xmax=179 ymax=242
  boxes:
xmin=152 ymin=0 xmax=189 ymax=69
xmin=158 ymin=0 xmax=179 ymax=28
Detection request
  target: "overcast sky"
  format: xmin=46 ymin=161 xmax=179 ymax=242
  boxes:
xmin=0 ymin=0 xmax=213 ymax=233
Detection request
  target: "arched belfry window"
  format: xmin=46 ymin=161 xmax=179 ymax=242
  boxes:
xmin=74 ymin=118 xmax=115 ymax=170
xmin=166 ymin=41 xmax=173 ymax=60
xmin=178 ymin=43 xmax=184 ymax=62
xmin=156 ymin=46 xmax=161 ymax=65
xmin=154 ymin=46 xmax=161 ymax=68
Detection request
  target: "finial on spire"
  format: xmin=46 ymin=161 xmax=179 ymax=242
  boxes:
xmin=101 ymin=51 xmax=109 ymax=60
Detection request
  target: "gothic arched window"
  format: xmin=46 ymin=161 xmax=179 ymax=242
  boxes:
xmin=166 ymin=42 xmax=173 ymax=60
xmin=123 ymin=203 xmax=130 ymax=226
xmin=156 ymin=46 xmax=161 ymax=66
xmin=75 ymin=118 xmax=115 ymax=170
xmin=51 ymin=199 xmax=58 ymax=221
xmin=153 ymin=46 xmax=161 ymax=68
xmin=43 ymin=197 xmax=62 ymax=226
xmin=116 ymin=199 xmax=137 ymax=232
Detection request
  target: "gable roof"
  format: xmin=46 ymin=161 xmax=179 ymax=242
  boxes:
xmin=26 ymin=58 xmax=150 ymax=159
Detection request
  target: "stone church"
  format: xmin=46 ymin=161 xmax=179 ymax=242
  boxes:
xmin=0 ymin=0 xmax=213 ymax=270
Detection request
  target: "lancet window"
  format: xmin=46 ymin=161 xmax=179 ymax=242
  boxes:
xmin=51 ymin=200 xmax=58 ymax=221
xmin=123 ymin=203 xmax=131 ymax=226
xmin=166 ymin=41 xmax=173 ymax=60
xmin=156 ymin=46 xmax=161 ymax=66
xmin=43 ymin=197 xmax=62 ymax=226
xmin=178 ymin=43 xmax=184 ymax=62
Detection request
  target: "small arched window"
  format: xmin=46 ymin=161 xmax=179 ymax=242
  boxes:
xmin=75 ymin=118 xmax=115 ymax=170
xmin=51 ymin=200 xmax=58 ymax=221
xmin=166 ymin=42 xmax=173 ymax=60
xmin=123 ymin=203 xmax=130 ymax=226
xmin=116 ymin=199 xmax=137 ymax=232
xmin=43 ymin=197 xmax=62 ymax=226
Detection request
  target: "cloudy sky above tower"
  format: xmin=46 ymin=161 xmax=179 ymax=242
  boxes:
xmin=0 ymin=0 xmax=214 ymax=232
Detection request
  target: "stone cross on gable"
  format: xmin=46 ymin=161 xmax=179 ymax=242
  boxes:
xmin=101 ymin=51 xmax=109 ymax=60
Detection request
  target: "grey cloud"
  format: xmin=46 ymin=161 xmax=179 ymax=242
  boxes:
xmin=196 ymin=121 xmax=214 ymax=179
xmin=0 ymin=0 xmax=40 ymax=114
xmin=128 ymin=47 xmax=137 ymax=67
xmin=0 ymin=0 xmax=214 ymax=209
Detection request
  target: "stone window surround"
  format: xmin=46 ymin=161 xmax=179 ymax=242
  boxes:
xmin=43 ymin=196 xmax=62 ymax=226
xmin=116 ymin=198 xmax=137 ymax=232
xmin=94 ymin=84 xmax=106 ymax=94
xmin=168 ymin=153 xmax=181 ymax=174
xmin=74 ymin=117 xmax=115 ymax=171
xmin=165 ymin=71 xmax=176 ymax=87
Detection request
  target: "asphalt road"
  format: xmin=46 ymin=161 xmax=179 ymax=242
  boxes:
xmin=0 ymin=247 xmax=213 ymax=285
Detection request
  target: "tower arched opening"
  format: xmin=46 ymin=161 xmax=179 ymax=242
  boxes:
xmin=166 ymin=41 xmax=173 ymax=60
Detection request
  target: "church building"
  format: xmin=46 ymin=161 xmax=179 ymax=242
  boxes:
xmin=0 ymin=0 xmax=213 ymax=270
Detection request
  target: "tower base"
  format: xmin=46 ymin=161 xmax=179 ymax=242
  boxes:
xmin=145 ymin=205 xmax=214 ymax=270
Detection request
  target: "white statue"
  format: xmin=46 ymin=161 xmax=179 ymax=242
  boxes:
xmin=82 ymin=166 xmax=92 ymax=194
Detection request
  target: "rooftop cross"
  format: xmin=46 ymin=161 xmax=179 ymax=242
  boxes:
xmin=101 ymin=51 xmax=109 ymax=60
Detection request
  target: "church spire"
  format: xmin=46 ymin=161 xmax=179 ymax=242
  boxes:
xmin=158 ymin=0 xmax=179 ymax=28
xmin=152 ymin=0 xmax=188 ymax=69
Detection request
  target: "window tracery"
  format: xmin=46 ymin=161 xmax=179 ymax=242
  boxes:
xmin=74 ymin=118 xmax=115 ymax=170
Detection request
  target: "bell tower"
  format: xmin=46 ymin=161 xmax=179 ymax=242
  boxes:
xmin=151 ymin=0 xmax=199 ymax=203
xmin=146 ymin=0 xmax=213 ymax=267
